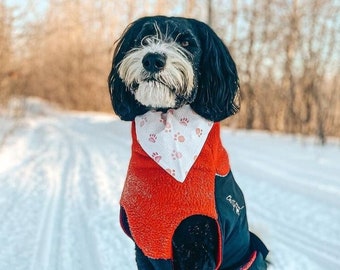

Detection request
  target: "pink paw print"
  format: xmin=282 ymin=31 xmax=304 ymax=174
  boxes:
xmin=196 ymin=128 xmax=203 ymax=137
xmin=139 ymin=116 xmax=148 ymax=127
xmin=180 ymin=117 xmax=189 ymax=126
xmin=165 ymin=123 xmax=172 ymax=132
xmin=172 ymin=150 xmax=182 ymax=160
xmin=174 ymin=132 xmax=185 ymax=142
xmin=151 ymin=152 xmax=162 ymax=163
xmin=148 ymin=134 xmax=157 ymax=143
xmin=166 ymin=168 xmax=176 ymax=176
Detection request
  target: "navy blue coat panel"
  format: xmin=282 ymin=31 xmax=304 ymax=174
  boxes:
xmin=215 ymin=172 xmax=250 ymax=268
xmin=216 ymin=172 xmax=269 ymax=270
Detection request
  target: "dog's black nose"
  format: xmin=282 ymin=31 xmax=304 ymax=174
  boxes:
xmin=142 ymin=53 xmax=166 ymax=73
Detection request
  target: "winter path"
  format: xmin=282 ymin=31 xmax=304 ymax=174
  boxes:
xmin=0 ymin=99 xmax=339 ymax=270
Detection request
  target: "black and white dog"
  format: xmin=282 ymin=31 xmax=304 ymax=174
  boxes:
xmin=108 ymin=16 xmax=268 ymax=270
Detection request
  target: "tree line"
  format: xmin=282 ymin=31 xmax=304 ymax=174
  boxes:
xmin=1 ymin=0 xmax=339 ymax=142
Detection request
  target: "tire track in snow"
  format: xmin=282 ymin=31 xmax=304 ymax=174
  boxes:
xmin=29 ymin=119 xmax=102 ymax=270
xmin=69 ymin=142 xmax=104 ymax=270
xmin=23 ymin=114 xmax=133 ymax=270
xmin=29 ymin=132 xmax=72 ymax=270
xmin=74 ymin=128 xmax=137 ymax=269
xmin=0 ymin=124 xmax=52 ymax=219
xmin=0 ymin=154 xmax=46 ymax=219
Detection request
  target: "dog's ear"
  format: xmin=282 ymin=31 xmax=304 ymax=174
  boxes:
xmin=189 ymin=19 xmax=240 ymax=122
xmin=108 ymin=19 xmax=148 ymax=121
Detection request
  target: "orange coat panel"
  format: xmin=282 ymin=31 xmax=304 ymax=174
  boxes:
xmin=120 ymin=122 xmax=230 ymax=261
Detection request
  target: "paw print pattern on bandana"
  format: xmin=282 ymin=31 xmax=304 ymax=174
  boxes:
xmin=180 ymin=117 xmax=189 ymax=126
xmin=166 ymin=168 xmax=176 ymax=177
xmin=174 ymin=132 xmax=185 ymax=142
xmin=196 ymin=128 xmax=203 ymax=137
xmin=139 ymin=116 xmax=148 ymax=127
xmin=164 ymin=122 xmax=172 ymax=132
xmin=135 ymin=105 xmax=213 ymax=182
xmin=149 ymin=134 xmax=157 ymax=143
xmin=152 ymin=152 xmax=162 ymax=163
xmin=171 ymin=150 xmax=183 ymax=160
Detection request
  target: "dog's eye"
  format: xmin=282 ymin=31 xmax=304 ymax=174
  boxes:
xmin=141 ymin=36 xmax=155 ymax=46
xmin=180 ymin=40 xmax=190 ymax=47
xmin=141 ymin=37 xmax=150 ymax=46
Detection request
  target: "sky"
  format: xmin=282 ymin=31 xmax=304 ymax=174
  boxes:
xmin=5 ymin=0 xmax=48 ymax=25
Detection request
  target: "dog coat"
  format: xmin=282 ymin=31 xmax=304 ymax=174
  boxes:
xmin=120 ymin=106 xmax=266 ymax=268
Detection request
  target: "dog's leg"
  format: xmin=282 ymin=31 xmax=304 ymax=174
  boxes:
xmin=135 ymin=245 xmax=174 ymax=270
xmin=135 ymin=245 xmax=155 ymax=270
xmin=172 ymin=215 xmax=218 ymax=270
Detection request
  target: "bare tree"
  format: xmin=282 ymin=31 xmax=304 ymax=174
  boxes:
xmin=282 ymin=0 xmax=301 ymax=133
xmin=2 ymin=0 xmax=339 ymax=140
xmin=0 ymin=1 xmax=13 ymax=105
xmin=298 ymin=0 xmax=339 ymax=143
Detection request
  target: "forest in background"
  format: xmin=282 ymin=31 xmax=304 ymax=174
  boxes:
xmin=0 ymin=0 xmax=339 ymax=143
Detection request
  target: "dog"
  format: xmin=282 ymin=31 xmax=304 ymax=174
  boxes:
xmin=108 ymin=16 xmax=268 ymax=270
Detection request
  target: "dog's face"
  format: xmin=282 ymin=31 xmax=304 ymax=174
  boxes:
xmin=108 ymin=16 xmax=240 ymax=122
xmin=118 ymin=18 xmax=201 ymax=109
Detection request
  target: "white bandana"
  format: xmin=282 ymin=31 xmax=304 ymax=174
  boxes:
xmin=135 ymin=105 xmax=213 ymax=182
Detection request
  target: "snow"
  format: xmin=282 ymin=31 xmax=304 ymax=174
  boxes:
xmin=0 ymin=98 xmax=339 ymax=270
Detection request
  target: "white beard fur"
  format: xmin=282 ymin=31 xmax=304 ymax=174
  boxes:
xmin=134 ymin=81 xmax=176 ymax=108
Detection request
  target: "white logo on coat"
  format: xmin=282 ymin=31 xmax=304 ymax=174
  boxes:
xmin=226 ymin=195 xmax=244 ymax=216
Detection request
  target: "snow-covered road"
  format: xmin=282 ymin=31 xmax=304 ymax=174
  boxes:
xmin=0 ymin=99 xmax=339 ymax=270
